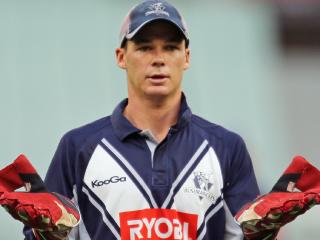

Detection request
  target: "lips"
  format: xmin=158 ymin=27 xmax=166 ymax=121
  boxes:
xmin=146 ymin=74 xmax=169 ymax=82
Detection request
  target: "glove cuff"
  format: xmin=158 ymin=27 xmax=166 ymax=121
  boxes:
xmin=0 ymin=154 xmax=46 ymax=194
xmin=272 ymin=156 xmax=320 ymax=192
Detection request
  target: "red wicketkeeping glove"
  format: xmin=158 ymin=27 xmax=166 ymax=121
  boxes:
xmin=0 ymin=154 xmax=80 ymax=240
xmin=235 ymin=156 xmax=320 ymax=240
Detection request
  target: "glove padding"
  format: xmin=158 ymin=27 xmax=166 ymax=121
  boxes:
xmin=0 ymin=154 xmax=80 ymax=239
xmin=235 ymin=156 xmax=320 ymax=240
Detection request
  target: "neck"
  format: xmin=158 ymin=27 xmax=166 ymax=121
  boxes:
xmin=123 ymin=93 xmax=182 ymax=142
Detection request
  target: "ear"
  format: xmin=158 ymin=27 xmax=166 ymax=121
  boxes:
xmin=115 ymin=48 xmax=126 ymax=69
xmin=183 ymin=48 xmax=190 ymax=70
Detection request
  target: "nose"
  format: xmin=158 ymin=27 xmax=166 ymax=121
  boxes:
xmin=151 ymin=49 xmax=165 ymax=67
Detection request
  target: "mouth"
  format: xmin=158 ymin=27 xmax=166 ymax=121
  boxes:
xmin=146 ymin=74 xmax=169 ymax=83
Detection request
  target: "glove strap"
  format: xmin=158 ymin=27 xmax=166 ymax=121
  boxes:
xmin=271 ymin=156 xmax=320 ymax=193
xmin=0 ymin=154 xmax=46 ymax=193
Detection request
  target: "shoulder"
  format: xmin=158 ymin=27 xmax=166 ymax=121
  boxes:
xmin=61 ymin=115 xmax=112 ymax=148
xmin=191 ymin=114 xmax=245 ymax=147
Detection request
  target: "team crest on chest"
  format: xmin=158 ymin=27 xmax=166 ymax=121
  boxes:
xmin=184 ymin=171 xmax=217 ymax=202
xmin=145 ymin=3 xmax=170 ymax=16
xmin=193 ymin=171 xmax=213 ymax=194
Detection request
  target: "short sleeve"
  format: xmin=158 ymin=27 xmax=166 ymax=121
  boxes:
xmin=223 ymin=135 xmax=260 ymax=215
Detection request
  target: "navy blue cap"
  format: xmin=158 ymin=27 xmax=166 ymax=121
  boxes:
xmin=119 ymin=0 xmax=189 ymax=46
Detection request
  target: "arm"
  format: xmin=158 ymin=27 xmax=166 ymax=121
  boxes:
xmin=222 ymin=135 xmax=260 ymax=240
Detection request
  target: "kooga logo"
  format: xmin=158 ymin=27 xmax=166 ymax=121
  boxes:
xmin=92 ymin=176 xmax=126 ymax=188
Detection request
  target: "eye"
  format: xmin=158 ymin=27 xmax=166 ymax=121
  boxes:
xmin=165 ymin=45 xmax=179 ymax=51
xmin=137 ymin=46 xmax=152 ymax=52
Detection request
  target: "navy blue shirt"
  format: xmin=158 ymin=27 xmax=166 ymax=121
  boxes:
xmin=24 ymin=95 xmax=259 ymax=240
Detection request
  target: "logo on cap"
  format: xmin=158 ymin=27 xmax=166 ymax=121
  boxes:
xmin=145 ymin=2 xmax=170 ymax=17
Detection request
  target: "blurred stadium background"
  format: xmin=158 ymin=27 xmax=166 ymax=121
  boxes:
xmin=0 ymin=0 xmax=319 ymax=239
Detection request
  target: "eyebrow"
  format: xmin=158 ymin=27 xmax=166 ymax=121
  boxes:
xmin=132 ymin=38 xmax=151 ymax=45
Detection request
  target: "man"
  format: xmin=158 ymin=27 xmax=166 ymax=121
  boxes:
xmin=23 ymin=0 xmax=260 ymax=239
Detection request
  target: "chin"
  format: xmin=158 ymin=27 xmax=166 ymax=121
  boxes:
xmin=141 ymin=85 xmax=181 ymax=100
xmin=144 ymin=92 xmax=168 ymax=100
xmin=144 ymin=86 xmax=171 ymax=97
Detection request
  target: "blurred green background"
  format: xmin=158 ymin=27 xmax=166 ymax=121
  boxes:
xmin=1 ymin=0 xmax=319 ymax=239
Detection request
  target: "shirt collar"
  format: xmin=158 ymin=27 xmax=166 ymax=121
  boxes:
xmin=111 ymin=93 xmax=192 ymax=141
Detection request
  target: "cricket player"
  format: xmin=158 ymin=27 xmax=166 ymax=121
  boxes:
xmin=0 ymin=1 xmax=268 ymax=239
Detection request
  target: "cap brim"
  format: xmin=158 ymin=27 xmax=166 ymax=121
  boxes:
xmin=124 ymin=18 xmax=188 ymax=43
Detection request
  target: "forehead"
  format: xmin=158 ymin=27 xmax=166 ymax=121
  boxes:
xmin=132 ymin=20 xmax=184 ymax=42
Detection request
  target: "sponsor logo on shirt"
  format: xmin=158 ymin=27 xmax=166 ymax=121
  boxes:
xmin=184 ymin=171 xmax=216 ymax=202
xmin=120 ymin=209 xmax=198 ymax=240
xmin=91 ymin=176 xmax=126 ymax=188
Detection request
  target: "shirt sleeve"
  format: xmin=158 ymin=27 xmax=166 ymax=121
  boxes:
xmin=44 ymin=133 xmax=77 ymax=197
xmin=23 ymin=227 xmax=36 ymax=240
xmin=222 ymin=135 xmax=260 ymax=239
